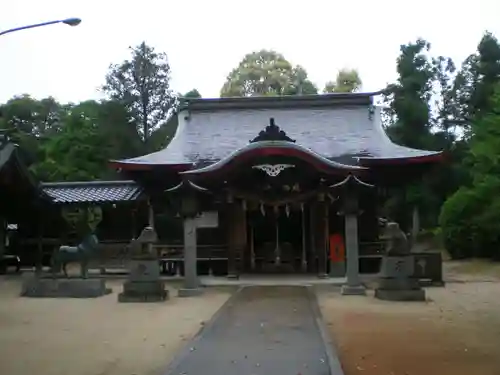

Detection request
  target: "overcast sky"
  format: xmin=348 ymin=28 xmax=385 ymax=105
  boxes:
xmin=0 ymin=0 xmax=498 ymax=104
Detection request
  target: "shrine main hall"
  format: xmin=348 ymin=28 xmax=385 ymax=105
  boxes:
xmin=4 ymin=92 xmax=442 ymax=291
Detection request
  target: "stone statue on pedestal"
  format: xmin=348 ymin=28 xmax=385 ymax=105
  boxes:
xmin=51 ymin=233 xmax=99 ymax=278
xmin=21 ymin=206 xmax=110 ymax=298
xmin=375 ymin=220 xmax=426 ymax=301
xmin=51 ymin=206 xmax=102 ymax=279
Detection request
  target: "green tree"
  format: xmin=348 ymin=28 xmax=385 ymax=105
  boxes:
xmin=440 ymin=85 xmax=500 ymax=259
xmin=102 ymin=42 xmax=176 ymax=144
xmin=94 ymin=100 xmax=143 ymax=161
xmin=33 ymin=100 xmax=142 ymax=181
xmin=384 ymin=39 xmax=436 ymax=148
xmin=323 ymin=68 xmax=362 ymax=93
xmin=381 ymin=39 xmax=458 ymax=231
xmin=183 ymin=89 xmax=202 ymax=98
xmin=220 ymin=50 xmax=318 ymax=97
xmin=469 ymin=32 xmax=500 ymax=121
xmin=33 ymin=101 xmax=108 ymax=181
xmin=0 ymin=95 xmax=62 ymax=166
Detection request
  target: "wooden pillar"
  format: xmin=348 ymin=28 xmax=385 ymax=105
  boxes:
xmin=249 ymin=223 xmax=255 ymax=271
xmin=131 ymin=205 xmax=137 ymax=239
xmin=0 ymin=217 xmax=5 ymax=259
xmin=35 ymin=219 xmax=43 ymax=275
xmin=411 ymin=205 xmax=420 ymax=249
xmin=226 ymin=196 xmax=238 ymax=279
xmin=147 ymin=199 xmax=155 ymax=228
xmin=300 ymin=203 xmax=307 ymax=273
xmin=317 ymin=194 xmax=328 ymax=278
xmin=0 ymin=217 xmax=5 ymax=274
xmin=274 ymin=216 xmax=280 ymax=266
xmin=309 ymin=202 xmax=316 ymax=273
xmin=226 ymin=197 xmax=246 ymax=279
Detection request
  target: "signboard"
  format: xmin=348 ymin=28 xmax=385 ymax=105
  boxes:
xmin=329 ymin=234 xmax=345 ymax=262
xmin=196 ymin=211 xmax=219 ymax=228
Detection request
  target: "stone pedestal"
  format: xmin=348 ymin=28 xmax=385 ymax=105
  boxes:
xmin=21 ymin=273 xmax=111 ymax=298
xmin=341 ymin=284 xmax=367 ymax=295
xmin=375 ymin=255 xmax=426 ymax=301
xmin=177 ymin=287 xmax=204 ymax=297
xmin=118 ymin=260 xmax=168 ymax=303
xmin=329 ymin=261 xmax=346 ymax=278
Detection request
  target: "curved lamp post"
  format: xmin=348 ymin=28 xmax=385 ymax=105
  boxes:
xmin=0 ymin=18 xmax=81 ymax=37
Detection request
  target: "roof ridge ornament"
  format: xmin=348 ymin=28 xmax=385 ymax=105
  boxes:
xmin=249 ymin=118 xmax=296 ymax=143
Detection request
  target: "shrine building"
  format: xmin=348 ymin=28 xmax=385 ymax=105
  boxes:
xmin=0 ymin=92 xmax=443 ymax=288
xmin=104 ymin=92 xmax=443 ymax=285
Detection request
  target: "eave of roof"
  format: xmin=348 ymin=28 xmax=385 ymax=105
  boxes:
xmin=41 ymin=180 xmax=143 ymax=204
xmin=358 ymin=152 xmax=444 ymax=165
xmin=181 ymin=91 xmax=382 ymax=111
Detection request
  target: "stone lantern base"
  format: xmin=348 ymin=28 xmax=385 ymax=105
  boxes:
xmin=118 ymin=259 xmax=168 ymax=303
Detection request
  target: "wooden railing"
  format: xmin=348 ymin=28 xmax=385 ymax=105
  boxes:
xmin=18 ymin=237 xmax=387 ymax=271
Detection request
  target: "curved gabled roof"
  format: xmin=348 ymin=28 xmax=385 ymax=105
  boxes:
xmin=110 ymin=93 xmax=442 ymax=170
xmin=181 ymin=140 xmax=365 ymax=176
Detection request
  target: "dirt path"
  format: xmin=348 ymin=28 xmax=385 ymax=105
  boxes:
xmin=318 ymin=283 xmax=500 ymax=375
xmin=165 ymin=286 xmax=333 ymax=375
xmin=0 ymin=279 xmax=231 ymax=375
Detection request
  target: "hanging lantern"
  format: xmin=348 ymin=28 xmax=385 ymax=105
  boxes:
xmin=180 ymin=195 xmax=199 ymax=218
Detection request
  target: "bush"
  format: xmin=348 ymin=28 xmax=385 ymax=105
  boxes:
xmin=439 ymin=177 xmax=500 ymax=259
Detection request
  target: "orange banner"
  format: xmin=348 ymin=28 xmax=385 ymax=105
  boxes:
xmin=329 ymin=234 xmax=345 ymax=262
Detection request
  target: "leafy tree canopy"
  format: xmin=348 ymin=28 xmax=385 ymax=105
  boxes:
xmin=220 ymin=50 xmax=318 ymax=97
xmin=102 ymin=42 xmax=176 ymax=144
xmin=323 ymin=68 xmax=362 ymax=93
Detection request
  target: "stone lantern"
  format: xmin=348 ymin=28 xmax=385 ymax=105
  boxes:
xmin=165 ymin=180 xmax=209 ymax=297
xmin=118 ymin=226 xmax=168 ymax=302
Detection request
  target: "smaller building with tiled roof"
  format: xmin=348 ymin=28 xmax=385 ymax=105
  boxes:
xmin=41 ymin=180 xmax=143 ymax=204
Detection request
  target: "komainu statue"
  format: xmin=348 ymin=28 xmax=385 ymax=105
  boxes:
xmin=51 ymin=234 xmax=99 ymax=278
xmin=51 ymin=206 xmax=103 ymax=279
xmin=380 ymin=221 xmax=410 ymax=256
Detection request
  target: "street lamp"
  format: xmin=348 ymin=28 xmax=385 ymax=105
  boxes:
xmin=0 ymin=18 xmax=82 ymax=37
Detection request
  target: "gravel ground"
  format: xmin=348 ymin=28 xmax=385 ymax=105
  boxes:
xmin=0 ymin=278 xmax=231 ymax=375
xmin=318 ymin=276 xmax=500 ymax=375
xmin=2 ymin=261 xmax=499 ymax=375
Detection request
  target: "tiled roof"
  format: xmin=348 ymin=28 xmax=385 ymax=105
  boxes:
xmin=0 ymin=140 xmax=53 ymax=203
xmin=41 ymin=180 xmax=143 ymax=204
xmin=113 ymin=93 xmax=440 ymax=168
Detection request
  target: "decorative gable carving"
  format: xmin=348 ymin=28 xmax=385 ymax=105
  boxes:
xmin=249 ymin=118 xmax=296 ymax=143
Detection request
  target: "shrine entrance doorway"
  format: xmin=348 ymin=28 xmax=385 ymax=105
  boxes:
xmin=246 ymin=207 xmax=308 ymax=274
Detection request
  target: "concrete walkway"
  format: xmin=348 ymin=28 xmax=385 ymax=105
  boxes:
xmin=164 ymin=286 xmax=342 ymax=375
